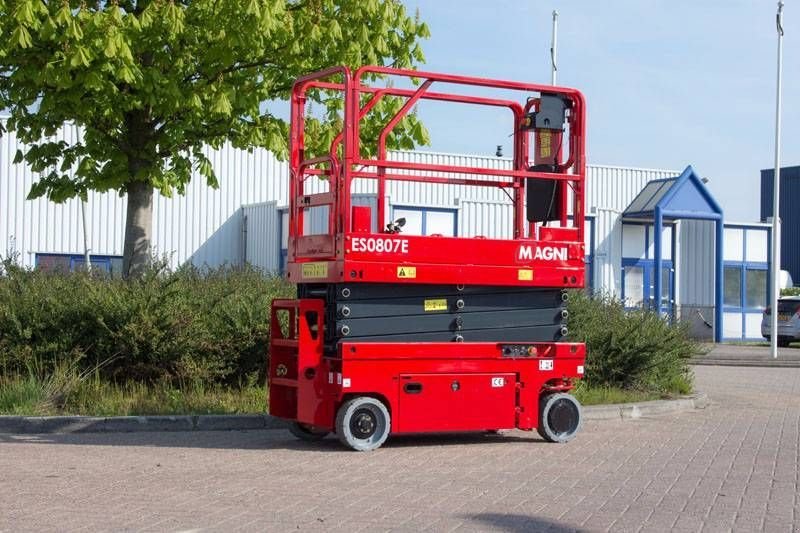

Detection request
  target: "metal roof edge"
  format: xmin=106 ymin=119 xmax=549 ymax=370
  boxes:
xmin=724 ymin=220 xmax=771 ymax=228
xmin=587 ymin=163 xmax=680 ymax=174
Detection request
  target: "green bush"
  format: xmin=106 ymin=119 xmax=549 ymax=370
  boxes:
xmin=567 ymin=290 xmax=697 ymax=395
xmin=0 ymin=258 xmax=294 ymax=385
xmin=781 ymin=287 xmax=800 ymax=296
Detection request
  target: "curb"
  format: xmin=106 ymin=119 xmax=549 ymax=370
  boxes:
xmin=692 ymin=358 xmax=800 ymax=368
xmin=0 ymin=414 xmax=288 ymax=435
xmin=582 ymin=392 xmax=708 ymax=421
xmin=0 ymin=394 xmax=707 ymax=435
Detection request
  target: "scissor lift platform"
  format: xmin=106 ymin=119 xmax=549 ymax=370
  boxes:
xmin=269 ymin=66 xmax=587 ymax=450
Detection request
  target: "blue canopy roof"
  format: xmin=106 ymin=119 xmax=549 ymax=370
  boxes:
xmin=623 ymin=166 xmax=722 ymax=221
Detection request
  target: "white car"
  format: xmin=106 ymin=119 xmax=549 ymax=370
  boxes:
xmin=762 ymin=295 xmax=800 ymax=347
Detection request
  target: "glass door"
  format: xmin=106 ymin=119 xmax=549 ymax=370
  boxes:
xmin=622 ymin=260 xmax=674 ymax=318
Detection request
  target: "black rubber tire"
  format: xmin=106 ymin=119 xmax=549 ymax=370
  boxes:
xmin=537 ymin=392 xmax=582 ymax=443
xmin=288 ymin=421 xmax=329 ymax=441
xmin=335 ymin=397 xmax=391 ymax=451
xmin=778 ymin=338 xmax=791 ymax=348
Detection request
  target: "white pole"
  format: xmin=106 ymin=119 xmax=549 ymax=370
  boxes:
xmin=80 ymin=197 xmax=91 ymax=273
xmin=770 ymin=1 xmax=784 ymax=359
xmin=550 ymin=10 xmax=558 ymax=85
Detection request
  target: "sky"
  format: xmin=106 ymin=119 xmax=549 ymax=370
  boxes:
xmin=400 ymin=0 xmax=800 ymax=221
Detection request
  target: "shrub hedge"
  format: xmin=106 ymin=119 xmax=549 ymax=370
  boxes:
xmin=567 ymin=290 xmax=697 ymax=395
xmin=0 ymin=259 xmax=293 ymax=384
xmin=1 ymin=260 xmax=696 ymax=397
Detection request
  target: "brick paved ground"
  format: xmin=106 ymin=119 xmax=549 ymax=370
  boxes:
xmin=1 ymin=365 xmax=799 ymax=532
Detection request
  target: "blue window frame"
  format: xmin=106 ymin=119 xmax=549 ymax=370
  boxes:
xmin=723 ymin=261 xmax=768 ymax=340
xmin=35 ymin=253 xmax=123 ymax=276
xmin=391 ymin=206 xmax=458 ymax=237
xmin=622 ymin=258 xmax=675 ymax=315
xmin=722 ymin=225 xmax=771 ymax=341
xmin=621 ymin=221 xmax=675 ymax=317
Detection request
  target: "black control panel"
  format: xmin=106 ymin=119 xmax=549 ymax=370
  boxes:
xmin=501 ymin=344 xmax=537 ymax=358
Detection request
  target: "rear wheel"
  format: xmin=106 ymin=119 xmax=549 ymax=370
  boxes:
xmin=335 ymin=397 xmax=391 ymax=451
xmin=288 ymin=421 xmax=329 ymax=441
xmin=778 ymin=338 xmax=792 ymax=348
xmin=537 ymin=393 xmax=582 ymax=443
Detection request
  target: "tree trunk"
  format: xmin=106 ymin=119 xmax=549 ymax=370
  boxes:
xmin=122 ymin=180 xmax=153 ymax=278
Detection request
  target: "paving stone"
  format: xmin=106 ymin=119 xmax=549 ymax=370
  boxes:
xmin=0 ymin=365 xmax=799 ymax=531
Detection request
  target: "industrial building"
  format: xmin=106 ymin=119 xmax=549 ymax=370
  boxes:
xmin=761 ymin=165 xmax=800 ymax=283
xmin=1 ymin=121 xmax=771 ymax=342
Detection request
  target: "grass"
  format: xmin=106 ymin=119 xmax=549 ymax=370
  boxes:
xmin=1 ymin=354 xmax=689 ymax=416
xmin=572 ymin=383 xmax=675 ymax=406
xmin=1 ymin=372 xmax=684 ymax=416
xmin=0 ymin=373 xmax=266 ymax=416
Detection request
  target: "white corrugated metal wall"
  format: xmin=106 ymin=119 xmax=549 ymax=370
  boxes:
xmin=2 ymin=121 xmax=770 ymax=341
xmin=243 ymin=201 xmax=279 ymax=272
xmin=459 ymin=200 xmax=513 ymax=239
xmin=586 ymin=165 xmax=676 ymax=211
xmin=1 ymin=121 xmax=288 ymax=269
xmin=592 ymin=208 xmax=623 ymax=296
xmin=678 ymin=220 xmax=715 ymax=307
xmin=3 ymin=122 xmax=678 ymax=274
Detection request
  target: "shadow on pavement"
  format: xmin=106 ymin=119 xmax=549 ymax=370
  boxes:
xmin=0 ymin=429 xmax=546 ymax=451
xmin=465 ymin=512 xmax=583 ymax=532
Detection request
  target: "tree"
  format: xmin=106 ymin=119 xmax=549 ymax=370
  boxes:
xmin=0 ymin=0 xmax=430 ymax=276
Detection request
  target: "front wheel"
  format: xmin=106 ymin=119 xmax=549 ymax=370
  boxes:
xmin=335 ymin=397 xmax=391 ymax=451
xmin=288 ymin=421 xmax=329 ymax=441
xmin=537 ymin=392 xmax=582 ymax=443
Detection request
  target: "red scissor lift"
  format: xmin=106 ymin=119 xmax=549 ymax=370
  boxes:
xmin=269 ymin=66 xmax=587 ymax=450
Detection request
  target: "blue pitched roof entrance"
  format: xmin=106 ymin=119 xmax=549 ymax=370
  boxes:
xmin=622 ymin=166 xmax=725 ymax=342
xmin=623 ymin=165 xmax=722 ymax=221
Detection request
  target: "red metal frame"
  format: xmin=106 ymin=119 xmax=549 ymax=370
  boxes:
xmin=287 ymin=66 xmax=587 ymax=288
xmin=271 ymin=66 xmax=588 ymax=441
xmin=269 ymin=299 xmax=586 ymax=434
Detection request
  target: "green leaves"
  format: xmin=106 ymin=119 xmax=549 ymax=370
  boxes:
xmin=70 ymin=46 xmax=92 ymax=68
xmin=10 ymin=25 xmax=31 ymax=48
xmin=210 ymin=91 xmax=233 ymax=116
xmin=1 ymin=0 xmax=430 ymax=205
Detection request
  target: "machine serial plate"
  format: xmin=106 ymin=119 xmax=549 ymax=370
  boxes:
xmin=301 ymin=262 xmax=328 ymax=278
xmin=423 ymin=299 xmax=448 ymax=312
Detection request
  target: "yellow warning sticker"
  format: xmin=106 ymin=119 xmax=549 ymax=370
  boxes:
xmin=518 ymin=269 xmax=534 ymax=281
xmin=301 ymin=262 xmax=328 ymax=278
xmin=539 ymin=132 xmax=552 ymax=158
xmin=397 ymin=266 xmax=417 ymax=279
xmin=424 ymin=299 xmax=448 ymax=312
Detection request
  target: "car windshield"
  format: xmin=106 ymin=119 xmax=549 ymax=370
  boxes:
xmin=777 ymin=300 xmax=799 ymax=314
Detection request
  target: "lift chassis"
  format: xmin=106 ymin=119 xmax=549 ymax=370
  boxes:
xmin=269 ymin=66 xmax=588 ymax=450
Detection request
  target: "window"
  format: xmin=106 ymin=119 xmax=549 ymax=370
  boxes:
xmin=35 ymin=253 xmax=123 ymax=276
xmin=723 ymin=263 xmax=768 ymax=310
xmin=392 ymin=207 xmax=456 ymax=237
xmin=745 ymin=269 xmax=767 ymax=309
xmin=623 ymin=265 xmax=644 ymax=308
xmin=724 ymin=266 xmax=741 ymax=307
